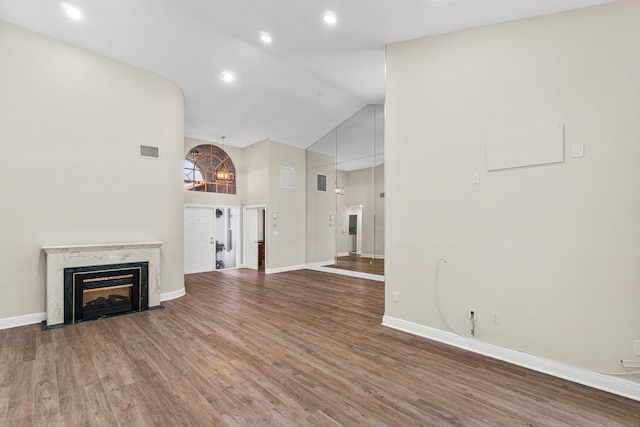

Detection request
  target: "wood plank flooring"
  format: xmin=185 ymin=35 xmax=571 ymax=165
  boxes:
xmin=329 ymin=255 xmax=385 ymax=275
xmin=1 ymin=269 xmax=639 ymax=426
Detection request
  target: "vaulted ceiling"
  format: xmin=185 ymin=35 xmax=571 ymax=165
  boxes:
xmin=0 ymin=0 xmax=618 ymax=148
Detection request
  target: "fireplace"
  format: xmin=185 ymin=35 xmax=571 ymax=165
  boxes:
xmin=63 ymin=263 xmax=148 ymax=324
xmin=64 ymin=262 xmax=149 ymax=324
xmin=43 ymin=242 xmax=162 ymax=327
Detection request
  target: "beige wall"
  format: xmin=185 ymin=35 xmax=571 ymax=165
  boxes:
xmin=268 ymin=141 xmax=307 ymax=270
xmin=307 ymin=152 xmax=336 ymax=264
xmin=0 ymin=22 xmax=185 ymax=321
xmin=242 ymin=140 xmax=270 ymax=207
xmin=241 ymin=139 xmax=306 ymax=270
xmin=385 ymin=1 xmax=640 ymax=379
xmin=183 ymin=138 xmax=306 ymax=272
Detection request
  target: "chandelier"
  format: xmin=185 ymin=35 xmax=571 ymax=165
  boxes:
xmin=214 ymin=136 xmax=234 ymax=183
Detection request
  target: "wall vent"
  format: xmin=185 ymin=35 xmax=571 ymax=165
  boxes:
xmin=316 ymin=174 xmax=327 ymax=192
xmin=280 ymin=166 xmax=295 ymax=189
xmin=140 ymin=145 xmax=159 ymax=158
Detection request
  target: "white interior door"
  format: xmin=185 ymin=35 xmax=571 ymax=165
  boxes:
xmin=244 ymin=207 xmax=259 ymax=270
xmin=185 ymin=207 xmax=214 ymax=274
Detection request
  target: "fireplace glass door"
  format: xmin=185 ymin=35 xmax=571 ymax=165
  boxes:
xmin=80 ymin=271 xmax=136 ymax=320
xmin=64 ymin=263 xmax=148 ymax=324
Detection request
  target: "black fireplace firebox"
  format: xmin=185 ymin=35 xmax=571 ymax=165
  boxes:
xmin=64 ymin=262 xmax=149 ymax=324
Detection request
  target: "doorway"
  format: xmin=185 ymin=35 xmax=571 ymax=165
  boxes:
xmin=184 ymin=207 xmax=214 ymax=274
xmin=243 ymin=205 xmax=266 ymax=270
xmin=347 ymin=206 xmax=362 ymax=254
xmin=214 ymin=207 xmax=239 ymax=269
xmin=185 ymin=205 xmax=240 ymax=274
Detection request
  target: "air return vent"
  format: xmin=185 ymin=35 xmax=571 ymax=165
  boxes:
xmin=280 ymin=166 xmax=295 ymax=189
xmin=140 ymin=145 xmax=159 ymax=158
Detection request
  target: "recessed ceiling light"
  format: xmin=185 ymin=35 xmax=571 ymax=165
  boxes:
xmin=260 ymin=31 xmax=272 ymax=44
xmin=60 ymin=3 xmax=82 ymax=20
xmin=323 ymin=11 xmax=337 ymax=25
xmin=221 ymin=71 xmax=235 ymax=83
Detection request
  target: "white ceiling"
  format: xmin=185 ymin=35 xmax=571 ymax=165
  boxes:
xmin=0 ymin=0 xmax=618 ymax=149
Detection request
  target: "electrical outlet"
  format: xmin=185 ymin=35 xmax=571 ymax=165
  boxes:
xmin=491 ymin=312 xmax=499 ymax=325
xmin=571 ymin=143 xmax=584 ymax=158
xmin=634 ymin=340 xmax=640 ymax=356
xmin=392 ymin=292 xmax=399 ymax=302
xmin=468 ymin=308 xmax=476 ymax=320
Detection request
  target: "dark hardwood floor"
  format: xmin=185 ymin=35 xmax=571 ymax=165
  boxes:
xmin=1 ymin=269 xmax=639 ymax=426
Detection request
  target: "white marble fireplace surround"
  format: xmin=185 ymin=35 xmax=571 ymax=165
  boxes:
xmin=43 ymin=242 xmax=162 ymax=327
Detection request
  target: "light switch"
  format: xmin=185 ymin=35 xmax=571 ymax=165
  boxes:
xmin=572 ymin=144 xmax=584 ymax=158
xmin=472 ymin=173 xmax=480 ymax=184
xmin=272 ymin=212 xmax=277 ymax=219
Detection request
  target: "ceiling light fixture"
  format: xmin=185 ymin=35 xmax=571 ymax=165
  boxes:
xmin=221 ymin=71 xmax=235 ymax=83
xmin=215 ymin=136 xmax=234 ymax=182
xmin=260 ymin=31 xmax=272 ymax=44
xmin=323 ymin=11 xmax=337 ymax=25
xmin=60 ymin=3 xmax=82 ymax=20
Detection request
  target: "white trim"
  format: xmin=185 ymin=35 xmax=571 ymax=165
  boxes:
xmin=0 ymin=312 xmax=46 ymax=330
xmin=306 ymin=264 xmax=384 ymax=282
xmin=382 ymin=315 xmax=640 ymax=402
xmin=360 ymin=253 xmax=385 ymax=260
xmin=243 ymin=204 xmax=266 ymax=270
xmin=0 ymin=287 xmax=187 ymax=331
xmin=161 ymin=287 xmax=186 ymax=302
xmin=306 ymin=260 xmax=335 ymax=268
xmin=266 ymin=264 xmax=307 ymax=274
xmin=334 ymin=254 xmax=386 ymax=260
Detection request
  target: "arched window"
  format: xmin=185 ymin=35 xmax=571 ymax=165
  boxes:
xmin=184 ymin=144 xmax=236 ymax=194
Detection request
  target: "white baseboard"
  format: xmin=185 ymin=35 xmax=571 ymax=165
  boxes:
xmin=306 ymin=264 xmax=384 ymax=282
xmin=382 ymin=315 xmax=640 ymax=402
xmin=306 ymin=260 xmax=335 ymax=268
xmin=266 ymin=264 xmax=307 ymax=274
xmin=0 ymin=289 xmax=186 ymax=330
xmin=0 ymin=312 xmax=46 ymax=330
xmin=160 ymin=287 xmax=186 ymax=301
xmin=337 ymin=252 xmax=349 ymax=257
xmin=361 ymin=253 xmax=385 ymax=259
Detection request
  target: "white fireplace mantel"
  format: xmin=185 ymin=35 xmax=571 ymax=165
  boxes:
xmin=43 ymin=242 xmax=163 ymax=326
